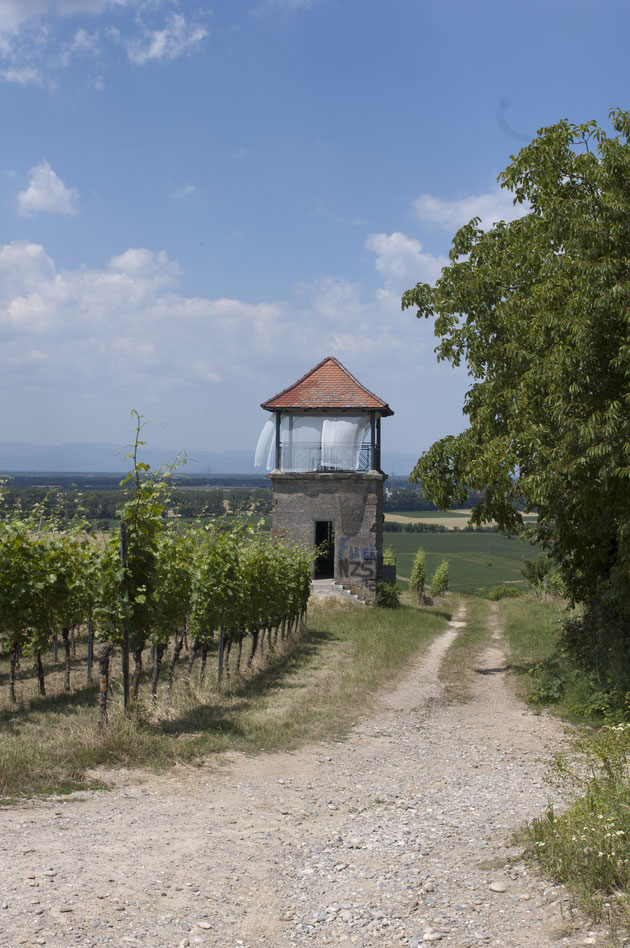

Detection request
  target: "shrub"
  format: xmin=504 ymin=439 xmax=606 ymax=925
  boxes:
xmin=375 ymin=581 xmax=400 ymax=609
xmin=487 ymin=584 xmax=522 ymax=601
xmin=430 ymin=559 xmax=449 ymax=598
xmin=409 ymin=548 xmax=426 ymax=604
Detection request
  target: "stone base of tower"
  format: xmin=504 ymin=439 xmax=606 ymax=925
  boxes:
xmin=268 ymin=470 xmax=386 ymax=603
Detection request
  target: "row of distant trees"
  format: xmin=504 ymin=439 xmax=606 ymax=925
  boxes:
xmin=0 ymin=486 xmax=272 ymax=523
xmin=384 ymin=487 xmax=486 ymax=512
xmin=1 ymin=483 xmax=494 ymax=521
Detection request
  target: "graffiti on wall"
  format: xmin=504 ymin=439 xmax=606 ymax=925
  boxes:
xmin=337 ymin=536 xmax=377 ymax=579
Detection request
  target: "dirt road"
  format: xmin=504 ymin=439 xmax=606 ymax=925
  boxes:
xmin=0 ymin=607 xmax=604 ymax=947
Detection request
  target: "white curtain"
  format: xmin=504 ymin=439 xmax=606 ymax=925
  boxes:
xmin=255 ymin=414 xmax=371 ymax=471
xmin=280 ymin=416 xmax=324 ymax=472
xmin=254 ymin=419 xmax=275 ymax=469
xmin=321 ymin=416 xmax=370 ymax=471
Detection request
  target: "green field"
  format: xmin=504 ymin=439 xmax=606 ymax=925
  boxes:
xmin=387 ymin=509 xmax=539 ymax=524
xmin=384 ymin=530 xmax=539 ymax=592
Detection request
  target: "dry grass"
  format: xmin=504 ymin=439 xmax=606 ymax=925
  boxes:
xmin=0 ymin=596 xmax=451 ymax=801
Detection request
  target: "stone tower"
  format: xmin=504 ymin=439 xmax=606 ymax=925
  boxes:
xmin=255 ymin=357 xmax=393 ymax=602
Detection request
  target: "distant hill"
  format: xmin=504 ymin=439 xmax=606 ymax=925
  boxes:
xmin=0 ymin=442 xmax=418 ymax=477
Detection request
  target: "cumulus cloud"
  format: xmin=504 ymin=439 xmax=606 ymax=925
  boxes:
xmin=0 ymin=240 xmax=286 ymax=388
xmin=413 ymin=187 xmax=527 ymax=232
xmin=0 ymin=239 xmax=435 ymax=396
xmin=125 ymin=12 xmax=207 ymax=64
xmin=366 ymin=232 xmax=448 ymax=291
xmin=0 ymin=237 xmax=469 ymax=454
xmin=17 ymin=160 xmax=79 ymax=216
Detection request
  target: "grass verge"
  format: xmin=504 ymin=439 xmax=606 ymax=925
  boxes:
xmin=518 ymin=722 xmax=630 ymax=936
xmin=501 ymin=595 xmax=630 ymax=939
xmin=499 ymin=595 xmax=619 ymax=725
xmin=438 ymin=597 xmax=493 ymax=702
xmin=0 ymin=597 xmax=449 ymax=801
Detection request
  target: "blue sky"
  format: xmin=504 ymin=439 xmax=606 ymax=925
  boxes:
xmin=0 ymin=0 xmax=628 ymax=465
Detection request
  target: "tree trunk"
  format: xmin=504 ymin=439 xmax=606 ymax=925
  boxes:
xmin=259 ymin=627 xmax=266 ymax=655
xmin=87 ymin=612 xmax=94 ymax=683
xmin=62 ymin=627 xmax=71 ymax=692
xmin=9 ymin=646 xmax=18 ymax=704
xmin=35 ymin=652 xmax=46 ymax=696
xmin=247 ymin=629 xmax=259 ymax=668
xmin=167 ymin=631 xmax=185 ymax=692
xmin=132 ymin=647 xmax=143 ymax=700
xmin=53 ymin=628 xmax=59 ymax=662
xmin=199 ymin=646 xmax=208 ymax=684
xmin=71 ymin=626 xmax=76 ymax=657
xmin=151 ymin=642 xmax=166 ymax=698
xmin=236 ymin=638 xmax=243 ymax=673
xmin=280 ymin=617 xmax=286 ymax=641
xmin=97 ymin=642 xmax=114 ymax=728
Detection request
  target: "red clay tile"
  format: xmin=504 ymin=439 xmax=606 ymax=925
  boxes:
xmin=261 ymin=357 xmax=393 ymax=415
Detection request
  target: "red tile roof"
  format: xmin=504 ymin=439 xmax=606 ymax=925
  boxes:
xmin=261 ymin=357 xmax=394 ymax=415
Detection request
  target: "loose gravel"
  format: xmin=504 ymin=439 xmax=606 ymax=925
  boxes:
xmin=0 ymin=605 xmax=607 ymax=947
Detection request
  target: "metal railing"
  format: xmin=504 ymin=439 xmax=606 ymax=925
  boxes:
xmin=279 ymin=441 xmax=373 ymax=472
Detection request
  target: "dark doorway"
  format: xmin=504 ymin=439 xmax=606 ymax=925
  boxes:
xmin=314 ymin=520 xmax=335 ymax=579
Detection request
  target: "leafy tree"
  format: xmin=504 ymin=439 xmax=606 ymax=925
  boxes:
xmin=402 ymin=109 xmax=630 ymax=641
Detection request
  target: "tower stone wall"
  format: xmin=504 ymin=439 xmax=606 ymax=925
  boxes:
xmin=269 ymin=470 xmax=386 ymax=602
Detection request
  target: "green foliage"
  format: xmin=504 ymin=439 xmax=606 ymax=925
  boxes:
xmin=430 ymin=559 xmax=449 ymax=597
xmin=523 ymin=724 xmax=630 ymax=926
xmin=500 ymin=597 xmax=630 ymax=724
xmin=470 ymin=584 xmax=522 ymax=600
xmin=382 ymin=546 xmax=396 ymax=566
xmin=409 ymin=547 xmax=426 ymax=602
xmin=402 ymin=109 xmax=630 ymax=644
xmin=375 ymin=581 xmax=400 ymax=608
xmin=521 ymin=554 xmax=567 ymax=598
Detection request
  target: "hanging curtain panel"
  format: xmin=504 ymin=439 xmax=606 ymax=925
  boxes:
xmin=254 ymin=419 xmax=275 ymax=469
xmin=321 ymin=416 xmax=370 ymax=471
xmin=280 ymin=416 xmax=324 ymax=472
xmin=257 ymin=414 xmax=371 ymax=471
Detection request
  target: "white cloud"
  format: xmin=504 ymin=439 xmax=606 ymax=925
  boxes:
xmin=0 ymin=2 xmax=207 ymax=88
xmin=59 ymin=26 xmax=99 ymax=65
xmin=17 ymin=160 xmax=79 ymax=216
xmin=0 ymin=240 xmax=433 ymax=395
xmin=0 ymin=65 xmax=44 ymax=85
xmin=125 ymin=12 xmax=207 ymax=65
xmin=170 ymin=184 xmax=197 ymax=199
xmin=0 ymin=237 xmax=469 ymax=454
xmin=413 ymin=187 xmax=527 ymax=232
xmin=366 ymin=232 xmax=448 ymax=291
xmin=0 ymin=2 xmax=132 ymax=34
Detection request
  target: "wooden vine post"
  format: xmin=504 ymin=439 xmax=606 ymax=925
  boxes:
xmin=120 ymin=520 xmax=130 ymax=710
xmin=217 ymin=605 xmax=226 ymax=684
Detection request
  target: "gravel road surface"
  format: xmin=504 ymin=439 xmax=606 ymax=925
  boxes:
xmin=0 ymin=606 xmax=606 ymax=947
